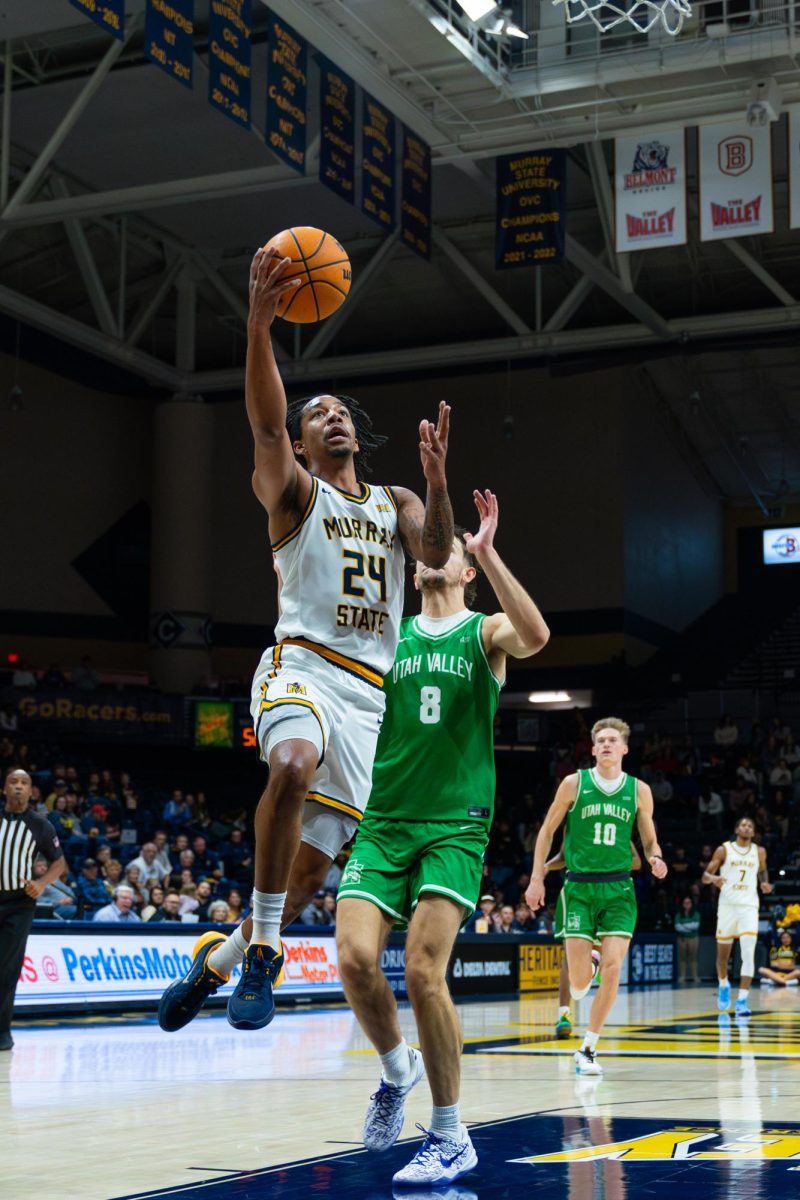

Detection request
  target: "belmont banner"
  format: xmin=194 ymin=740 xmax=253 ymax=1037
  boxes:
xmin=790 ymin=107 xmax=800 ymax=230
xmin=69 ymin=0 xmax=125 ymax=39
xmin=145 ymin=0 xmax=194 ymax=88
xmin=614 ymin=130 xmax=686 ymax=251
xmin=319 ymin=57 xmax=355 ymax=204
xmin=361 ymin=92 xmax=396 ymax=230
xmin=208 ymin=0 xmax=252 ymax=129
xmin=698 ymin=120 xmax=773 ymax=241
xmin=401 ymin=127 xmax=432 ymax=259
xmin=266 ymin=11 xmax=307 ymax=174
xmin=496 ymin=150 xmax=566 ymax=267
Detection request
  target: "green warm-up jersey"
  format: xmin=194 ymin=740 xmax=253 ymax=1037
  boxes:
xmin=366 ymin=611 xmax=502 ymax=827
xmin=564 ymin=768 xmax=638 ymax=874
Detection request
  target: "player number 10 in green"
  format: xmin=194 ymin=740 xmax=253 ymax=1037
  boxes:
xmin=419 ymin=686 xmax=441 ymax=724
xmin=593 ymin=821 xmax=617 ymax=846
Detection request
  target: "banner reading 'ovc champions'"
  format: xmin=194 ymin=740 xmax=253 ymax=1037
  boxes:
xmin=614 ymin=131 xmax=686 ymax=251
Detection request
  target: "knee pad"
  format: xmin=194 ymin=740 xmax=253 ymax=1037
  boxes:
xmin=739 ymin=934 xmax=756 ymax=977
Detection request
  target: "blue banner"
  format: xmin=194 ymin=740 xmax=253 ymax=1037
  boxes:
xmin=208 ymin=0 xmax=251 ymax=129
xmin=69 ymin=0 xmax=125 ymax=39
xmin=319 ymin=57 xmax=355 ymax=204
xmin=401 ymin=128 xmax=431 ymax=259
xmin=145 ymin=0 xmax=194 ymax=89
xmin=361 ymin=92 xmax=396 ymax=230
xmin=266 ymin=13 xmax=307 ymax=174
xmin=496 ymin=149 xmax=566 ymax=268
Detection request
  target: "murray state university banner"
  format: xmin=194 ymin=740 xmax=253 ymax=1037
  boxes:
xmin=698 ymin=121 xmax=773 ymax=242
xmin=615 ymin=131 xmax=686 ymax=251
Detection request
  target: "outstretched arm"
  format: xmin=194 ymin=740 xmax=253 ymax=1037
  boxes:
xmin=635 ymin=782 xmax=667 ymax=879
xmin=246 ymin=248 xmax=311 ymax=518
xmin=393 ymin=401 xmax=453 ymax=569
xmin=466 ymin=491 xmax=549 ymax=674
xmin=758 ymin=846 xmax=773 ymax=894
xmin=702 ymin=844 xmax=727 ymax=890
xmin=526 ymin=776 xmax=578 ymax=911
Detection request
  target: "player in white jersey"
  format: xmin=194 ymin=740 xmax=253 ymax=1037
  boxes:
xmin=702 ymin=817 xmax=772 ymax=1017
xmin=159 ymin=246 xmax=454 ymax=1034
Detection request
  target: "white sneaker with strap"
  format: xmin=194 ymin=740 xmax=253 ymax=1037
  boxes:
xmin=392 ymin=1124 xmax=478 ymax=1185
xmin=363 ymin=1048 xmax=425 ymax=1152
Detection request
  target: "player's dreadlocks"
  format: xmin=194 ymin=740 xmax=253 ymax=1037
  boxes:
xmin=285 ymin=394 xmax=388 ymax=482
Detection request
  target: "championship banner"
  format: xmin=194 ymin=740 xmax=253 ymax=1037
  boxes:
xmin=145 ymin=0 xmax=194 ymax=89
xmin=495 ymin=150 xmax=566 ymax=267
xmin=69 ymin=0 xmax=125 ymax=39
xmin=401 ymin=128 xmax=432 ymax=259
xmin=698 ymin=120 xmax=773 ymax=242
xmin=266 ymin=12 xmax=307 ymax=174
xmin=319 ymin=57 xmax=355 ymax=204
xmin=790 ymin=107 xmax=800 ymax=230
xmin=15 ymin=927 xmax=343 ymax=1009
xmin=208 ymin=0 xmax=252 ymax=129
xmin=361 ymin=92 xmax=396 ymax=230
xmin=614 ymin=130 xmax=686 ymax=251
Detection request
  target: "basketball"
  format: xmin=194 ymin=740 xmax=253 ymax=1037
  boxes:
xmin=264 ymin=226 xmax=352 ymax=323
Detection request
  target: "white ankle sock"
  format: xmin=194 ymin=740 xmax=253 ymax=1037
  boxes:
xmin=380 ymin=1040 xmax=416 ymax=1087
xmin=250 ymin=889 xmax=285 ymax=949
xmin=582 ymin=1030 xmax=599 ymax=1053
xmin=430 ymin=1104 xmax=461 ymax=1142
xmin=558 ymin=1006 xmax=570 ymax=1019
xmin=738 ymin=988 xmax=749 ymax=1001
xmin=208 ymin=926 xmax=249 ymax=976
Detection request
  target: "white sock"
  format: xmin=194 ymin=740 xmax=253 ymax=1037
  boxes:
xmin=787 ymin=979 xmax=798 ymax=987
xmin=582 ymin=1030 xmax=599 ymax=1053
xmin=380 ymin=1040 xmax=417 ymax=1087
xmin=558 ymin=1006 xmax=570 ymax=1019
xmin=250 ymin=889 xmax=286 ymax=949
xmin=738 ymin=988 xmax=749 ymax=1001
xmin=430 ymin=1103 xmax=461 ymax=1142
xmin=208 ymin=926 xmax=248 ymax=976
xmin=570 ymin=982 xmax=591 ymax=1001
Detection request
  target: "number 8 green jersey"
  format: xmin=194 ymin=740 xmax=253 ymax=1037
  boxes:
xmin=564 ymin=769 xmax=637 ymax=873
xmin=366 ymin=612 xmax=502 ymax=827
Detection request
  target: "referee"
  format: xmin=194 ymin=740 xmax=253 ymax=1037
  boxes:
xmin=1 ymin=768 xmax=65 ymax=1050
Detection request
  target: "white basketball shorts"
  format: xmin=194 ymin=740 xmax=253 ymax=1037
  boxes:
xmin=716 ymin=903 xmax=759 ymax=941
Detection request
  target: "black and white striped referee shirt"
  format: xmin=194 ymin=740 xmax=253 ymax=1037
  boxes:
xmin=0 ymin=807 xmax=62 ymax=896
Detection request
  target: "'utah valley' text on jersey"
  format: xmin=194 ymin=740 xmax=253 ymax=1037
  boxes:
xmin=273 ymin=477 xmax=406 ymax=676
xmin=565 ymin=768 xmax=637 ymax=874
xmin=366 ymin=612 xmax=502 ymax=825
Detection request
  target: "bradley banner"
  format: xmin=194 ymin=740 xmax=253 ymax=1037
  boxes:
xmin=266 ymin=12 xmax=307 ymax=174
xmin=145 ymin=0 xmax=194 ymax=89
xmin=698 ymin=120 xmax=773 ymax=241
xmin=319 ymin=57 xmax=355 ymax=204
xmin=362 ymin=93 xmax=396 ymax=230
xmin=790 ymin=107 xmax=800 ymax=231
xmin=69 ymin=0 xmax=125 ymax=39
xmin=208 ymin=0 xmax=252 ymax=129
xmin=495 ymin=150 xmax=565 ymax=268
xmin=614 ymin=131 xmax=686 ymax=251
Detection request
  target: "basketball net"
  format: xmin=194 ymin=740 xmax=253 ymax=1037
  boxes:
xmin=553 ymin=0 xmax=692 ymax=35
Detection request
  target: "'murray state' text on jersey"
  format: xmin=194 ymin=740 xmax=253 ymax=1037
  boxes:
xmin=273 ymin=477 xmax=406 ymax=676
xmin=718 ymin=840 xmax=759 ymax=908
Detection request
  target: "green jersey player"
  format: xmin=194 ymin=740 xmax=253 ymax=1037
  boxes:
xmin=337 ymin=489 xmax=549 ymax=1188
xmin=527 ymin=718 xmax=668 ymax=1075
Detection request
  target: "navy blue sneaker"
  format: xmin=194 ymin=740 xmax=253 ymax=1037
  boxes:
xmin=227 ymin=942 xmax=284 ymax=1030
xmin=158 ymin=932 xmax=229 ymax=1032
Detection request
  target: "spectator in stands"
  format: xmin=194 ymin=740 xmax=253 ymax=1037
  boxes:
xmin=534 ymin=903 xmax=555 ymax=935
xmin=179 ymin=883 xmax=200 ymax=917
xmin=651 ymin=770 xmax=674 ymax=805
xmin=152 ymin=830 xmax=171 ymax=873
xmin=127 ymin=842 xmax=170 ymax=889
xmin=714 ymin=713 xmax=739 ymax=748
xmin=191 ymin=792 xmax=212 ymax=833
xmin=512 ymin=902 xmax=535 ymax=932
xmin=33 ymin=857 xmax=77 ymax=919
xmin=41 ymin=664 xmax=67 ymax=689
xmin=178 ymin=868 xmax=195 ymax=891
xmin=141 ymin=886 xmax=165 ymax=922
xmin=737 ymin=756 xmax=759 ymax=789
xmin=104 ymin=859 xmax=123 ymax=890
xmin=0 ymin=707 xmax=18 ymax=733
xmin=468 ymin=895 xmax=497 ymax=934
xmin=124 ymin=864 xmax=148 ymax=910
xmin=177 ymin=848 xmax=196 ymax=879
xmin=93 ymin=885 xmax=141 ymax=923
xmin=225 ymin=888 xmax=244 ymax=923
xmin=301 ymin=889 xmax=334 ymax=926
xmin=149 ymin=890 xmax=183 ymax=923
xmin=170 ymin=833 xmax=190 ymax=869
xmin=674 ymin=896 xmax=700 ymax=984
xmin=208 ymin=900 xmax=231 ymax=924
xmin=221 ymin=828 xmax=253 ymax=884
xmin=323 ymin=850 xmax=347 ymax=894
xmin=783 ymin=735 xmax=800 ymax=767
xmin=492 ymin=904 xmax=517 ymax=934
xmin=11 ymin=659 xmax=37 ymax=688
xmin=669 ymin=846 xmax=692 ymax=885
xmin=759 ymin=930 xmax=800 ymax=986
xmin=191 ymin=835 xmax=221 ymax=880
xmin=76 ymin=858 xmax=112 ymax=918
xmin=194 ymin=880 xmax=214 ymax=921
xmin=697 ymin=783 xmax=724 ymax=833
xmin=49 ymin=793 xmax=82 ymax=845
xmin=322 ymin=893 xmax=336 ymax=924
xmin=163 ymin=789 xmax=192 ymax=828
xmin=71 ymin=655 xmax=99 ymax=690
xmin=769 ymin=758 xmax=792 ymax=790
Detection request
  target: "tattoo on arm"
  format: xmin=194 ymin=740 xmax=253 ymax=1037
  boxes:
xmin=422 ymin=485 xmax=453 ymax=553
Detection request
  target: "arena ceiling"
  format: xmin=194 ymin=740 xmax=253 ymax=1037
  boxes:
xmin=1 ymin=0 xmax=799 ymax=504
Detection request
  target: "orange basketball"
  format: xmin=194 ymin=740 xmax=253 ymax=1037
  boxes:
xmin=264 ymin=226 xmax=352 ymax=323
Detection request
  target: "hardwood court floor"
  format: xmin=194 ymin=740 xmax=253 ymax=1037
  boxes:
xmin=2 ymin=984 xmax=799 ymax=1200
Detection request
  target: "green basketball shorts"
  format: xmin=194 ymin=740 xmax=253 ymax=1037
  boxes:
xmin=337 ymin=816 xmax=489 ymax=929
xmin=554 ymin=877 xmax=637 ymax=941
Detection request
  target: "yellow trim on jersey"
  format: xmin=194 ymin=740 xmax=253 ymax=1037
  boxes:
xmin=716 ymin=931 xmax=758 ymax=940
xmin=280 ymin=637 xmax=384 ymax=689
xmin=329 ymin=481 xmax=371 ymax=504
xmin=271 ymin=477 xmax=319 ymax=552
xmin=306 ymin=791 xmax=363 ymax=823
xmin=266 ymin=644 xmax=282 ymax=681
xmin=383 ymin=486 xmax=398 ymax=512
xmin=258 ymin=696 xmax=326 ymax=749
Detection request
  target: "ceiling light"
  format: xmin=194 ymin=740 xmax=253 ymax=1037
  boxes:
xmin=528 ymin=690 xmax=572 ymax=704
xmin=458 ymin=0 xmax=497 ymax=18
xmin=484 ymin=14 xmax=529 ymax=37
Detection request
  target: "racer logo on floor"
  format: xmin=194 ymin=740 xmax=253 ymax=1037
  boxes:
xmin=513 ymin=1124 xmax=800 ymax=1163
